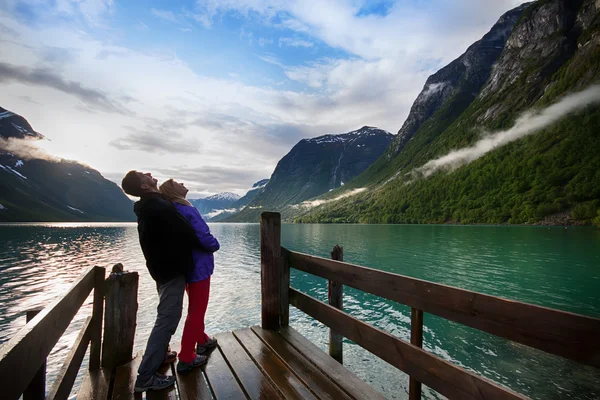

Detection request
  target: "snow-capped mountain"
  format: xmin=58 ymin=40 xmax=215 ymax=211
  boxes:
xmin=0 ymin=106 xmax=134 ymax=222
xmin=229 ymin=126 xmax=394 ymax=221
xmin=190 ymin=192 xmax=241 ymax=217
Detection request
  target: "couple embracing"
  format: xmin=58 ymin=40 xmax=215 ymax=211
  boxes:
xmin=121 ymin=170 xmax=219 ymax=392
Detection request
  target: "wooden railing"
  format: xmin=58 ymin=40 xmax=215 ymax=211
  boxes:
xmin=259 ymin=212 xmax=600 ymax=400
xmin=0 ymin=266 xmax=105 ymax=400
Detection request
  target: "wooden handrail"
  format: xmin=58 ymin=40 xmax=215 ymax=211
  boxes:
xmin=289 ymin=289 xmax=526 ymax=400
xmin=0 ymin=265 xmax=105 ymax=400
xmin=285 ymin=248 xmax=600 ymax=368
xmin=47 ymin=316 xmax=93 ymax=400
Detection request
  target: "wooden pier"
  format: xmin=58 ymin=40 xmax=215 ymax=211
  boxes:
xmin=1 ymin=211 xmax=600 ymax=399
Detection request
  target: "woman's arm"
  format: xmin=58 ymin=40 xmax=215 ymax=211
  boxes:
xmin=186 ymin=207 xmax=220 ymax=252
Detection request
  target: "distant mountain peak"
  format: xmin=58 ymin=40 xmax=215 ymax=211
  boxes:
xmin=0 ymin=107 xmax=44 ymax=140
xmin=305 ymin=126 xmax=393 ymax=145
xmin=206 ymin=192 xmax=241 ymax=201
xmin=252 ymin=179 xmax=269 ymax=188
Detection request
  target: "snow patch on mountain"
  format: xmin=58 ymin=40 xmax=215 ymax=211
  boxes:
xmin=0 ymin=203 xmax=6 ymax=210
xmin=306 ymin=127 xmax=393 ymax=145
xmin=15 ymin=160 xmax=23 ymax=168
xmin=0 ymin=164 xmax=27 ymax=179
xmin=0 ymin=111 xmax=14 ymax=120
xmin=205 ymin=192 xmax=241 ymax=201
xmin=67 ymin=205 xmax=84 ymax=214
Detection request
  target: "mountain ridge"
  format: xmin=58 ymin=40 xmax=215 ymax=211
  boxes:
xmin=228 ymin=126 xmax=394 ymax=221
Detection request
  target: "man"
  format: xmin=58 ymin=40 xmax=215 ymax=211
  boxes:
xmin=121 ymin=171 xmax=207 ymax=392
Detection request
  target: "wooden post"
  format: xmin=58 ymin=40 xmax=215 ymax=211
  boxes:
xmin=329 ymin=245 xmax=344 ymax=364
xmin=23 ymin=309 xmax=45 ymax=400
xmin=89 ymin=266 xmax=105 ymax=370
xmin=409 ymin=308 xmax=424 ymax=400
xmin=261 ymin=212 xmax=283 ymax=330
xmin=281 ymin=247 xmax=290 ymax=327
xmin=101 ymin=266 xmax=139 ymax=370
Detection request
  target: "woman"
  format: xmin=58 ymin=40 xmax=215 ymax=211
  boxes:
xmin=159 ymin=179 xmax=220 ymax=373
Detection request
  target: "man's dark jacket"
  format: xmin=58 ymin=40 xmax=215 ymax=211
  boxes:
xmin=133 ymin=192 xmax=202 ymax=284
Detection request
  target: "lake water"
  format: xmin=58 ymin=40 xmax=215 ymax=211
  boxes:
xmin=1 ymin=223 xmax=599 ymax=399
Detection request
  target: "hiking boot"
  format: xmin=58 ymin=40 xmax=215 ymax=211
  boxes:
xmin=196 ymin=338 xmax=218 ymax=354
xmin=134 ymin=374 xmax=175 ymax=392
xmin=176 ymin=354 xmax=208 ymax=373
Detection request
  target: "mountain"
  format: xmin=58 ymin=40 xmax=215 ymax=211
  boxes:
xmin=0 ymin=107 xmax=135 ymax=222
xmin=235 ymin=179 xmax=269 ymax=208
xmin=193 ymin=179 xmax=270 ymax=222
xmin=229 ymin=126 xmax=394 ymax=221
xmin=190 ymin=192 xmax=241 ymax=219
xmin=296 ymin=0 xmax=600 ymax=226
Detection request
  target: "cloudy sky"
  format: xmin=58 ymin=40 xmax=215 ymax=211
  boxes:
xmin=0 ymin=0 xmax=526 ymax=197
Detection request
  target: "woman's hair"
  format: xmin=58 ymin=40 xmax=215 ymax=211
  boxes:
xmin=159 ymin=179 xmax=193 ymax=207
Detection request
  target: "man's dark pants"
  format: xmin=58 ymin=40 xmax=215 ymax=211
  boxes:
xmin=136 ymin=274 xmax=186 ymax=384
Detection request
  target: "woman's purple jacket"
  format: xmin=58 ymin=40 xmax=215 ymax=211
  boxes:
xmin=174 ymin=203 xmax=220 ymax=283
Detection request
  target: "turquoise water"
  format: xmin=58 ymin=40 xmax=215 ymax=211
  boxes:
xmin=0 ymin=223 xmax=599 ymax=399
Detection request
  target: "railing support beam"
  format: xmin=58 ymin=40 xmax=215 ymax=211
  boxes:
xmin=329 ymin=245 xmax=344 ymax=364
xmin=23 ymin=309 xmax=45 ymax=400
xmin=89 ymin=266 xmax=105 ymax=370
xmin=409 ymin=308 xmax=424 ymax=399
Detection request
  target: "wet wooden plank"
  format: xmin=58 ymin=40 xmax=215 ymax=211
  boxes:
xmin=76 ymin=368 xmax=110 ymax=400
xmin=203 ymin=343 xmax=247 ymax=399
xmin=290 ymin=288 xmax=526 ymax=400
xmin=174 ymin=352 xmax=212 ymax=400
xmin=279 ymin=326 xmax=384 ymax=400
xmin=47 ymin=316 xmax=92 ymax=400
xmin=287 ymin=250 xmax=600 ymax=368
xmin=216 ymin=332 xmax=282 ymax=400
xmin=233 ymin=328 xmax=317 ymax=400
xmin=251 ymin=326 xmax=353 ymax=400
xmin=112 ymin=351 xmax=143 ymax=400
xmin=146 ymin=359 xmax=177 ymax=400
xmin=0 ymin=266 xmax=99 ymax=400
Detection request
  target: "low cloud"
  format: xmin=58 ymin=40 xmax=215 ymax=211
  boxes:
xmin=0 ymin=138 xmax=60 ymax=162
xmin=0 ymin=62 xmax=129 ymax=115
xmin=293 ymin=188 xmax=367 ymax=209
xmin=415 ymin=85 xmax=600 ymax=178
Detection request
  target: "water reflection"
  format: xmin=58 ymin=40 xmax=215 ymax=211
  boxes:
xmin=1 ymin=223 xmax=599 ymax=399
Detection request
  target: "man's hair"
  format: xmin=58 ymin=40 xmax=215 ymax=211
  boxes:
xmin=121 ymin=170 xmax=144 ymax=197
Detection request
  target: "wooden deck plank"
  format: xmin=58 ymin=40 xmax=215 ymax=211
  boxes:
xmin=251 ymin=327 xmax=353 ymax=400
xmin=76 ymin=368 xmax=110 ymax=400
xmin=173 ymin=349 xmax=212 ymax=400
xmin=279 ymin=326 xmax=385 ymax=400
xmin=215 ymin=332 xmax=282 ymax=400
xmin=233 ymin=328 xmax=318 ymax=400
xmin=112 ymin=351 xmax=143 ymax=400
xmin=203 ymin=343 xmax=247 ymax=399
xmin=146 ymin=359 xmax=177 ymax=400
